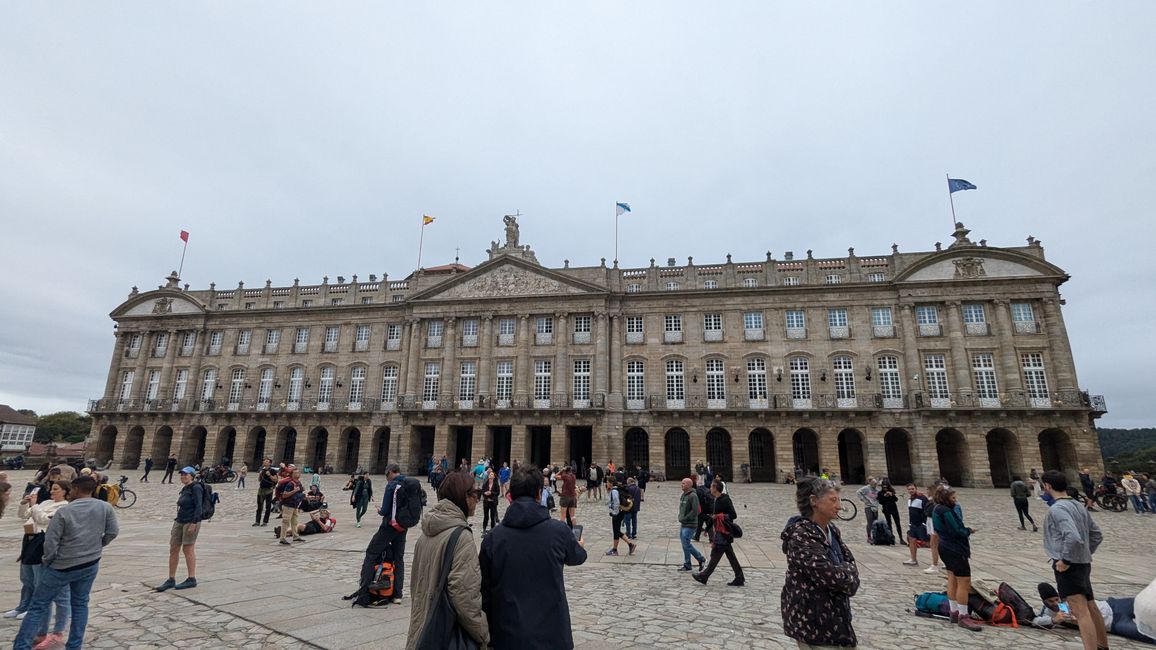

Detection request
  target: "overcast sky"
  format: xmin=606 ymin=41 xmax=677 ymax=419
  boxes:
xmin=1 ymin=3 xmax=1152 ymax=428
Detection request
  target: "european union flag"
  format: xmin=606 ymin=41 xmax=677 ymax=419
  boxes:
xmin=948 ymin=178 xmax=977 ymax=193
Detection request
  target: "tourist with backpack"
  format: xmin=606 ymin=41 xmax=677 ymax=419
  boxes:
xmin=604 ymin=477 xmax=636 ymax=556
xmin=275 ymin=467 xmax=305 ymax=546
xmin=693 ymin=477 xmax=715 ymax=542
xmin=155 ymin=467 xmax=206 ymax=592
xmin=931 ymin=485 xmax=981 ymax=631
xmin=479 ymin=465 xmax=586 ymax=649
xmin=354 ymin=463 xmax=423 ymax=607
xmin=1042 ymin=469 xmax=1108 ymax=650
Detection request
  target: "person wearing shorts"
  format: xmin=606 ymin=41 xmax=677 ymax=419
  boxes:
xmin=931 ymin=485 xmax=979 ymax=631
xmin=155 ymin=467 xmax=203 ymax=592
xmin=558 ymin=466 xmax=579 ymax=526
xmin=1042 ymin=469 xmax=1108 ymax=650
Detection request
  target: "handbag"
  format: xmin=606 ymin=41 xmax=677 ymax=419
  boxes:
xmin=415 ymin=527 xmax=479 ymax=650
xmin=729 ymin=520 xmax=743 ymax=539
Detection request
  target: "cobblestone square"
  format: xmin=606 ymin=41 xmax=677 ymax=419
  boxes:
xmin=2 ymin=471 xmax=1153 ymax=649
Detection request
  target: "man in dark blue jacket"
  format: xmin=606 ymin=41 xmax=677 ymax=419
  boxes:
xmin=353 ymin=464 xmax=407 ymax=606
xmin=480 ymin=464 xmax=587 ymax=648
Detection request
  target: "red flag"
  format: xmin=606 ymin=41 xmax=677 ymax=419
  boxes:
xmin=179 ymin=230 xmax=189 ymax=242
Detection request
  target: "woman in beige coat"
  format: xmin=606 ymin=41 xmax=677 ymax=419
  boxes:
xmin=406 ymin=471 xmax=489 ymax=649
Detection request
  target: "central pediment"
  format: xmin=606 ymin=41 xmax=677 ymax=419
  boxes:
xmin=411 ymin=258 xmax=605 ymax=301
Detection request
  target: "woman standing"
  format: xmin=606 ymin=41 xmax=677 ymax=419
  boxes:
xmin=406 ymin=471 xmax=489 ymax=650
xmin=877 ymin=479 xmax=901 ymax=539
xmin=16 ymin=480 xmax=72 ymax=647
xmin=480 ymin=468 xmax=500 ymax=535
xmin=781 ymin=477 xmax=859 ymax=648
xmin=345 ymin=471 xmax=373 ymax=528
xmin=931 ymin=486 xmax=981 ymax=632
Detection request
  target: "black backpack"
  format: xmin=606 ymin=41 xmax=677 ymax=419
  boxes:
xmin=616 ymin=487 xmax=634 ymax=513
xmin=870 ymin=519 xmax=895 ymax=545
xmin=198 ymin=481 xmax=216 ymax=521
xmin=389 ymin=478 xmax=426 ymax=530
xmin=696 ymin=485 xmax=715 ymax=514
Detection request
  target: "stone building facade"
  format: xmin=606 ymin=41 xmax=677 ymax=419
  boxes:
xmin=87 ymin=218 xmax=1106 ymax=487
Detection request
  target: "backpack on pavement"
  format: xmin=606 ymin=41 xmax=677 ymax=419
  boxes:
xmin=869 ymin=519 xmax=895 ymax=545
xmin=914 ymin=591 xmax=950 ymax=617
xmin=996 ymin=582 xmax=1035 ymax=624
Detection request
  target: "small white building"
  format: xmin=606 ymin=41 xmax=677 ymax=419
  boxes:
xmin=0 ymin=404 xmax=37 ymax=453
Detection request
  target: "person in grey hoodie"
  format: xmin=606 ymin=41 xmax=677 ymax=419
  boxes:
xmin=12 ymin=475 xmax=118 ymax=650
xmin=1042 ymin=469 xmax=1107 ymax=650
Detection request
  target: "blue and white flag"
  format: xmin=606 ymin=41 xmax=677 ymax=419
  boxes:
xmin=947 ymin=178 xmax=977 ymax=193
xmin=615 ymin=202 xmax=631 ymax=216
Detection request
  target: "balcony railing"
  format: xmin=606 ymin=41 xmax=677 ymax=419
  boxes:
xmin=918 ymin=323 xmax=942 ymax=337
xmin=1014 ymin=321 xmax=1040 ymax=334
xmin=872 ymin=325 xmax=895 ymax=338
xmin=743 ymin=328 xmax=763 ymax=341
xmin=396 ymin=393 xmax=606 ymax=411
xmin=965 ymin=322 xmax=990 ymax=336
xmin=386 ymin=338 xmax=401 ymax=351
xmin=572 ymin=331 xmax=591 ymax=345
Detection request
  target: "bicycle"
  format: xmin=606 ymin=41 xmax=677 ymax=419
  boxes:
xmin=1094 ymin=486 xmax=1127 ymax=513
xmin=115 ymin=475 xmax=137 ymax=509
xmin=836 ymin=498 xmax=858 ymax=521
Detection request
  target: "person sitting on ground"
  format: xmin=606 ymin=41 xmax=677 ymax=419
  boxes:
xmin=301 ymin=484 xmax=325 ymax=514
xmin=275 ymin=508 xmax=336 ymax=537
xmin=1035 ymin=581 xmax=1155 ymax=644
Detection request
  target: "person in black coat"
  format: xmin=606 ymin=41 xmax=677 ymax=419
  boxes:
xmin=479 ymin=464 xmax=587 ymax=649
xmin=693 ymin=480 xmax=745 ymax=587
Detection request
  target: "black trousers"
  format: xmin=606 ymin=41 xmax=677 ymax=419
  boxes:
xmin=881 ymin=503 xmax=902 ymax=537
xmin=255 ymin=489 xmax=273 ymax=524
xmin=1013 ymin=497 xmax=1036 ymax=527
xmin=361 ymin=524 xmax=406 ymax=598
xmin=482 ymin=500 xmax=499 ymax=530
xmin=140 ymin=468 xmax=151 ymax=482
xmin=699 ymin=544 xmax=744 ymax=584
xmin=694 ymin=513 xmax=713 ymax=540
xmin=162 ymin=468 xmax=175 ymax=484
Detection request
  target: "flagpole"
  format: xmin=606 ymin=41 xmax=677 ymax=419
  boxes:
xmin=614 ymin=203 xmax=619 ymax=265
xmin=946 ymin=173 xmax=958 ymax=229
xmin=417 ymin=220 xmax=427 ymax=270
xmin=178 ymin=239 xmax=188 ymax=279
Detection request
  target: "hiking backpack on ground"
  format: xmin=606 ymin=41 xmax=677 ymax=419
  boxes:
xmin=869 ymin=519 xmax=895 ymax=545
xmin=996 ymin=582 xmax=1035 ymax=624
xmin=914 ymin=592 xmax=950 ymax=617
xmin=389 ymin=477 xmax=426 ymax=531
xmin=368 ymin=561 xmax=395 ymax=599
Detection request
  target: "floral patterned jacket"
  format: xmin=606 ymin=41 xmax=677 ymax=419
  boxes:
xmin=780 ymin=517 xmax=860 ymax=647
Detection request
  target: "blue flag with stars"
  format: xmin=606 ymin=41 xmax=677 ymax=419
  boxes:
xmin=948 ymin=178 xmax=977 ymax=193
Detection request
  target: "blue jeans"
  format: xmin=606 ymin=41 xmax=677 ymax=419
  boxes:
xmin=680 ymin=526 xmax=705 ymax=567
xmin=30 ymin=564 xmax=71 ymax=635
xmin=14 ymin=561 xmax=99 ymax=650
xmin=1130 ymin=495 xmax=1145 ymax=513
xmin=16 ymin=563 xmax=36 ymax=612
xmin=623 ymin=511 xmax=638 ymax=537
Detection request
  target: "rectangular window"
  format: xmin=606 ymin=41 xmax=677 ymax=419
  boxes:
xmin=348 ymin=367 xmax=366 ymax=407
xmin=146 ymin=369 xmax=161 ymax=401
xmin=380 ymin=366 xmax=399 ymax=403
xmin=459 ymin=361 xmax=477 ymax=401
xmin=916 ymin=306 xmax=939 ymax=325
xmin=871 ymin=307 xmax=893 ymax=326
xmin=265 ymin=329 xmax=280 ymax=353
xmin=495 ymin=361 xmax=513 ymax=402
xmin=324 ymin=326 xmax=340 ymax=352
xmin=302 ymin=299 xmax=313 ymax=308
xmin=703 ymin=279 xmax=718 ymax=290
xmin=236 ymin=329 xmax=251 ymax=354
xmin=743 ymin=312 xmax=764 ymax=330
xmin=153 ymin=332 xmax=168 ymax=357
xmin=258 ymin=368 xmax=274 ymax=407
xmin=1022 ymin=352 xmax=1049 ymax=401
xmin=361 ymin=297 xmax=373 ymax=305
xmin=705 ymin=358 xmax=725 ymax=402
xmin=391 ymin=294 xmax=405 ymax=303
xmin=573 ymin=359 xmax=591 ymax=402
xmin=461 ymin=319 xmax=479 ymax=336
xmin=627 ymin=283 xmax=641 ymax=293
xmin=355 ymin=324 xmax=370 ymax=350
xmin=387 ymin=324 xmax=401 ymax=341
xmin=973 ymin=353 xmax=999 ymax=402
xmin=499 ymin=318 xmax=516 ymax=335
xmin=427 ymin=320 xmax=444 ymax=337
xmin=1011 ymin=303 xmax=1035 ymax=322
xmin=228 ymin=368 xmax=245 ymax=407
xmin=173 ymin=369 xmax=189 ymax=401
xmin=626 ymin=360 xmax=645 ymax=404
xmin=665 ymin=359 xmax=685 ymax=402
xmin=664 ymin=315 xmax=682 ymax=332
xmin=534 ymin=359 xmax=552 ymax=402
xmin=827 ymin=308 xmax=848 ymax=327
xmin=200 ymin=368 xmax=217 ymax=401
xmin=743 ymin=277 xmax=758 ymax=288
xmin=274 ymin=301 xmax=285 ymax=309
xmin=536 ymin=317 xmax=553 ymax=334
xmin=924 ymin=354 xmax=950 ymax=403
xmin=180 ymin=332 xmax=196 ymax=355
xmin=317 ymin=367 xmax=335 ymax=406
xmin=119 ymin=370 xmax=135 ymax=403
xmin=783 ymin=276 xmax=800 ymax=286
xmin=330 ymin=298 xmax=344 ymax=306
xmin=825 ymin=274 xmax=842 ymax=284
xmin=877 ymin=356 xmax=902 ymax=403
xmin=208 ymin=331 xmax=223 ymax=355
xmin=666 ymin=281 xmax=680 ymax=291
xmin=962 ymin=303 xmax=986 ymax=323
xmin=423 ymin=363 xmax=440 ymax=403
xmin=867 ymin=272 xmax=886 ymax=283
xmin=747 ymin=358 xmax=768 ymax=401
xmin=627 ymin=316 xmax=644 ymax=333
xmin=126 ymin=333 xmax=142 ymax=357
xmin=295 ymin=327 xmax=309 ymax=352
xmin=704 ymin=313 xmax=722 ymax=331
xmin=572 ymin=315 xmax=591 ymax=333
xmin=786 ymin=310 xmax=806 ymax=329
xmin=244 ymin=302 xmax=255 ymax=310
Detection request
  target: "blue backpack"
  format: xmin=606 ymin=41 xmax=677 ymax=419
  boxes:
xmin=914 ymin=591 xmax=950 ymax=616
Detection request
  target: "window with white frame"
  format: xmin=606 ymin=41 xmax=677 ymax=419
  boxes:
xmin=534 ymin=360 xmax=552 ymax=401
xmin=786 ymin=310 xmax=806 ymax=329
xmin=867 ymin=272 xmax=886 ymax=283
xmin=461 ymin=319 xmax=479 ymax=336
xmin=877 ymin=356 xmax=902 ymax=401
xmin=573 ymin=359 xmax=591 ymax=402
xmin=324 ymin=326 xmax=340 ymax=351
xmin=245 ymin=302 xmax=255 ymax=310
xmin=703 ymin=279 xmax=718 ymax=289
xmin=627 ymin=316 xmax=644 ymax=333
xmin=361 ymin=297 xmax=373 ymax=305
xmin=355 ymin=325 xmax=370 ymax=347
xmin=236 ymin=329 xmax=251 ymax=354
xmin=227 ymin=368 xmax=245 ymax=407
xmin=423 ymin=363 xmax=440 ymax=402
xmin=208 ymin=331 xmax=223 ymax=354
xmin=126 ymin=333 xmax=142 ymax=357
xmin=664 ymin=315 xmax=682 ymax=332
xmin=1022 ymin=352 xmax=1049 ymax=401
xmin=265 ymin=329 xmax=280 ymax=352
xmin=665 ymin=359 xmax=685 ymax=401
xmin=666 ymin=281 xmax=680 ymax=291
xmin=274 ymin=301 xmax=285 ymax=309
xmin=153 ymin=332 xmax=168 ymax=357
xmin=495 ymin=361 xmax=513 ymax=402
xmin=386 ymin=324 xmax=401 ymax=346
xmin=828 ymin=308 xmax=848 ymax=327
xmin=390 ymin=295 xmax=404 ymax=303
xmin=536 ymin=316 xmax=553 ymax=334
xmin=626 ymin=360 xmax=645 ymax=403
xmin=295 ymin=327 xmax=309 ymax=352
xmin=287 ymin=367 xmax=304 ymax=405
xmin=380 ymin=366 xmax=398 ymax=403
xmin=783 ymin=276 xmax=800 ymax=286
xmin=704 ymin=313 xmax=722 ymax=335
xmin=317 ymin=367 xmax=335 ymax=405
xmin=924 ymin=354 xmax=950 ymax=401
xmin=706 ymin=358 xmax=725 ymax=402
xmin=916 ymin=306 xmax=939 ymax=324
xmin=427 ymin=320 xmax=444 ymax=337
xmin=572 ymin=315 xmax=591 ymax=333
xmin=744 ymin=312 xmax=764 ymax=330
xmin=972 ymin=353 xmax=999 ymax=401
xmin=459 ymin=361 xmax=477 ymax=401
xmin=200 ymin=368 xmax=217 ymax=401
xmin=627 ymin=283 xmax=641 ymax=293
xmin=302 ymin=299 xmax=313 ymax=307
xmin=1011 ymin=303 xmax=1035 ymax=322
xmin=833 ymin=356 xmax=855 ymax=401
xmin=743 ymin=277 xmax=758 ymax=288
xmin=146 ymin=369 xmax=161 ymax=401
xmin=498 ymin=318 xmax=516 ymax=335
xmin=871 ymin=307 xmax=893 ymax=326
xmin=962 ymin=303 xmax=986 ymax=323
xmin=173 ymin=368 xmax=189 ymax=401
xmin=258 ymin=368 xmax=274 ymax=407
xmin=119 ymin=370 xmax=135 ymax=403
xmin=328 ymin=298 xmax=342 ymax=306
xmin=747 ymin=358 xmax=768 ymax=400
xmin=825 ymin=274 xmax=842 ymax=284
xmin=789 ymin=357 xmax=811 ymax=400
xmin=181 ymin=331 xmax=196 ymax=354
xmin=349 ymin=367 xmax=366 ymax=406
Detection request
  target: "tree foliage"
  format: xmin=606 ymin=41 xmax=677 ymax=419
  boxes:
xmin=1097 ymin=428 xmax=1156 ymax=459
xmin=33 ymin=411 xmax=92 ymax=444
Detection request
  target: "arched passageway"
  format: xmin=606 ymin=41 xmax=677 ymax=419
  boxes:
xmin=792 ymin=428 xmax=820 ymax=475
xmin=706 ymin=428 xmax=733 ymax=481
xmin=122 ymin=426 xmax=145 ymax=469
xmin=748 ymin=428 xmax=775 ymax=482
xmin=216 ymin=426 xmax=237 ymax=466
xmin=838 ymin=429 xmax=866 ymax=484
xmin=307 ymin=427 xmax=329 ymax=471
xmin=184 ymin=426 xmax=208 ymax=467
xmin=340 ymin=427 xmax=361 ymax=474
xmin=244 ymin=427 xmax=268 ymax=469
xmin=936 ymin=428 xmax=968 ymax=487
xmin=986 ymin=428 xmax=1024 ymax=488
xmin=884 ymin=428 xmax=913 ymax=484
xmin=1039 ymin=428 xmax=1079 ymax=476
xmin=151 ymin=426 xmax=175 ymax=464
xmin=94 ymin=426 xmax=118 ymax=466
xmin=371 ymin=427 xmax=390 ymax=474
xmin=664 ymin=428 xmax=691 ymax=480
xmin=624 ymin=428 xmax=649 ymax=471
xmin=276 ymin=427 xmax=298 ymax=465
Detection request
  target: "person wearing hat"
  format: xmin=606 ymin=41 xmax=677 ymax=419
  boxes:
xmin=1035 ymin=581 xmax=1156 ymax=644
xmin=155 ymin=467 xmax=204 ymax=592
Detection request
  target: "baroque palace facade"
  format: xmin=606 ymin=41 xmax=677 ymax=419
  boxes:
xmin=87 ymin=217 xmax=1106 ymax=487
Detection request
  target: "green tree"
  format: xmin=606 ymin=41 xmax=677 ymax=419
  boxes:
xmin=33 ymin=411 xmax=92 ymax=444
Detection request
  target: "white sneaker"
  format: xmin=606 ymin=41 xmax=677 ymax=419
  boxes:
xmin=923 ymin=564 xmax=942 ymax=574
xmin=16 ymin=611 xmax=27 ymax=620
xmin=2 ymin=609 xmax=22 ymax=618
xmin=902 ymin=559 xmax=919 ymax=566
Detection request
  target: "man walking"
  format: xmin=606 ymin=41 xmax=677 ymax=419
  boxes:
xmin=140 ymin=456 xmax=154 ymax=482
xmin=678 ymin=478 xmax=706 ymax=572
xmin=354 ymin=464 xmax=408 ymax=606
xmin=480 ymin=465 xmax=587 ymax=648
xmin=1042 ymin=469 xmax=1107 ymax=650
xmin=162 ymin=454 xmax=178 ymax=484
xmin=155 ymin=467 xmax=204 ymax=591
xmin=253 ymin=458 xmax=276 ymax=527
xmin=12 ymin=475 xmax=119 ymax=650
xmin=1010 ymin=475 xmax=1039 ymax=531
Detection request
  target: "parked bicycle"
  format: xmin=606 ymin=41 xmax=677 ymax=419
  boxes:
xmin=115 ymin=475 xmax=137 ymax=509
xmin=1094 ymin=485 xmax=1128 ymax=512
xmin=836 ymin=497 xmax=858 ymax=521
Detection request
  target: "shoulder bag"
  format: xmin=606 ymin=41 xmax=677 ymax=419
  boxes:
xmin=415 ymin=527 xmax=479 ymax=650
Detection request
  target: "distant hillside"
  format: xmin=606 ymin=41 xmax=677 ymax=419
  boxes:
xmin=1098 ymin=428 xmax=1156 ymax=459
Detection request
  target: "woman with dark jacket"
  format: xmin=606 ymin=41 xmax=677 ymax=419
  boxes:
xmin=344 ymin=472 xmax=373 ymax=528
xmin=877 ymin=478 xmax=902 ymax=539
xmin=693 ymin=480 xmax=745 ymax=587
xmin=781 ymin=476 xmax=860 ymax=647
xmin=480 ymin=469 xmax=500 ymax=534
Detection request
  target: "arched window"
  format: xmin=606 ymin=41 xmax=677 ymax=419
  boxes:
xmin=877 ymin=355 xmax=902 ymax=407
xmin=318 ymin=366 xmax=335 ymax=407
xmin=287 ymin=367 xmax=304 ymax=409
xmin=257 ymin=368 xmax=274 ymax=410
xmin=228 ymin=368 xmax=246 ymax=408
xmin=380 ymin=366 xmax=399 ymax=405
xmin=200 ymin=368 xmax=217 ymax=402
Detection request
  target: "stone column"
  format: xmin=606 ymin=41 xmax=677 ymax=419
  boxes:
xmin=689 ymin=425 xmax=707 ymax=470
xmin=898 ymin=306 xmax=921 ymax=399
xmin=478 ymin=316 xmax=494 ymax=399
xmin=511 ymin=424 xmax=530 ymax=465
xmin=607 ymin=314 xmax=623 ymax=408
xmin=471 ymin=427 xmax=488 ymax=465
xmin=432 ymin=423 xmax=449 ymax=473
xmin=818 ymin=427 xmax=840 ymax=476
xmin=965 ymin=429 xmax=992 ymax=488
xmin=908 ymin=420 xmax=938 ymax=487
xmin=775 ymin=430 xmax=796 ymax=483
xmin=551 ymin=425 xmax=567 ymax=466
xmin=103 ymin=333 xmax=131 ymax=398
xmin=943 ymin=302 xmax=972 ymax=395
xmin=403 ymin=319 xmax=422 ymax=398
xmin=862 ymin=427 xmax=886 ymax=481
xmin=158 ymin=328 xmax=180 ymax=403
xmin=991 ymin=300 xmax=1024 ymax=391
xmin=1041 ymin=298 xmax=1078 ymax=390
xmin=553 ymin=312 xmax=569 ymax=404
xmin=443 ymin=318 xmax=458 ymax=402
xmin=515 ymin=315 xmax=531 ymax=401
